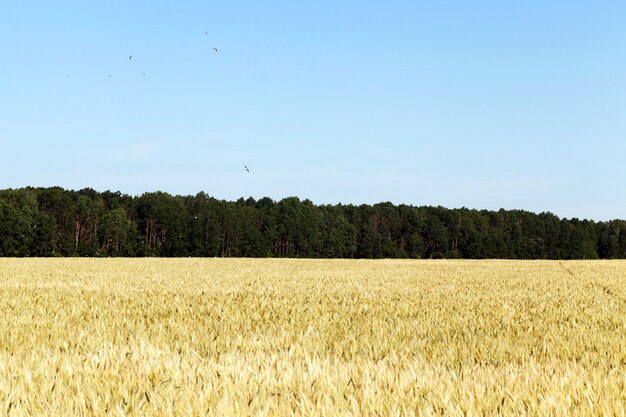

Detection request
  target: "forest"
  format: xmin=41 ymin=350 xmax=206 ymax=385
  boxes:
xmin=0 ymin=187 xmax=625 ymax=259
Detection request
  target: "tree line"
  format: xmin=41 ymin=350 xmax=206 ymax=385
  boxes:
xmin=1 ymin=187 xmax=625 ymax=259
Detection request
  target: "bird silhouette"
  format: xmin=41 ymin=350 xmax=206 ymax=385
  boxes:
xmin=244 ymin=165 xmax=250 ymax=173
xmin=212 ymin=47 xmax=218 ymax=52
xmin=129 ymin=55 xmax=132 ymax=60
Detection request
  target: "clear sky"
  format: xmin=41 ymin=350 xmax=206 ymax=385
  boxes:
xmin=1 ymin=1 xmax=625 ymax=220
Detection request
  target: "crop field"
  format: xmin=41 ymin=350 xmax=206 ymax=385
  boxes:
xmin=0 ymin=259 xmax=625 ymax=416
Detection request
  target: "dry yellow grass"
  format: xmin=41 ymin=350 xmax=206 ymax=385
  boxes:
xmin=0 ymin=259 xmax=625 ymax=416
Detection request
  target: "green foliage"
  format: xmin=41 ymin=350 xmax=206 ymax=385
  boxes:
xmin=101 ymin=208 xmax=135 ymax=256
xmin=0 ymin=202 xmax=31 ymax=256
xmin=0 ymin=187 xmax=619 ymax=259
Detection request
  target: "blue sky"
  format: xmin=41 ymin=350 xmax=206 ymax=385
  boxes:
xmin=1 ymin=1 xmax=625 ymax=220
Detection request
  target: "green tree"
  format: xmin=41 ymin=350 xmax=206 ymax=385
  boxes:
xmin=37 ymin=187 xmax=77 ymax=255
xmin=101 ymin=208 xmax=135 ymax=256
xmin=0 ymin=202 xmax=31 ymax=256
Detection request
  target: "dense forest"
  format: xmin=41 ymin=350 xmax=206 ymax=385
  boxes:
xmin=0 ymin=187 xmax=625 ymax=259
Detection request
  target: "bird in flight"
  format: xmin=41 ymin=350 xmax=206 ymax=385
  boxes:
xmin=205 ymin=31 xmax=208 ymax=36
xmin=212 ymin=47 xmax=218 ymax=52
xmin=129 ymin=55 xmax=132 ymax=60
xmin=244 ymin=165 xmax=250 ymax=173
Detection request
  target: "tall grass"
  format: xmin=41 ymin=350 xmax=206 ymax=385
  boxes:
xmin=0 ymin=259 xmax=624 ymax=416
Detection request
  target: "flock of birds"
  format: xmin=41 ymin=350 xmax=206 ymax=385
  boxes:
xmin=64 ymin=31 xmax=251 ymax=174
xmin=65 ymin=31 xmax=219 ymax=79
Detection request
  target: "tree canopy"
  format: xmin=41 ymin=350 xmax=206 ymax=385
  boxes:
xmin=0 ymin=187 xmax=624 ymax=259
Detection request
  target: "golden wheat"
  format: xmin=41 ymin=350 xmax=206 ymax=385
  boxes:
xmin=0 ymin=259 xmax=624 ymax=416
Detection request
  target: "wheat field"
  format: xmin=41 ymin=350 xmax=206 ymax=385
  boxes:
xmin=0 ymin=259 xmax=624 ymax=416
